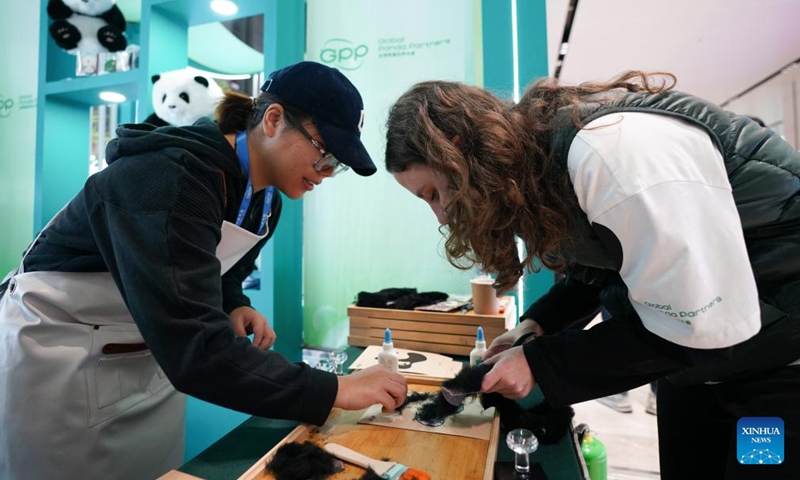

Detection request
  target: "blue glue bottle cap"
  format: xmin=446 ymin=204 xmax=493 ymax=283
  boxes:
xmin=470 ymin=326 xmax=487 ymax=366
xmin=378 ymin=328 xmax=399 ymax=373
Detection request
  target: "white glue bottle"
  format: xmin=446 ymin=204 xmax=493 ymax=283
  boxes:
xmin=377 ymin=328 xmax=399 ymax=373
xmin=470 ymin=326 xmax=487 ymax=366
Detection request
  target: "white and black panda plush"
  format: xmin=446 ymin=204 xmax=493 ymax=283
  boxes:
xmin=143 ymin=69 xmax=225 ymax=127
xmin=47 ymin=0 xmax=127 ymax=55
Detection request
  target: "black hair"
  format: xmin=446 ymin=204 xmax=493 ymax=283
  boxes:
xmin=216 ymin=91 xmax=310 ymax=134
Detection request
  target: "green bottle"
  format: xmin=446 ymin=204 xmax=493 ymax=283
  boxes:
xmin=579 ymin=426 xmax=607 ymax=480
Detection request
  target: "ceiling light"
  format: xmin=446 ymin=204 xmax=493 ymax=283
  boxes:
xmin=210 ymin=0 xmax=238 ymax=16
xmin=99 ymin=91 xmax=126 ymax=103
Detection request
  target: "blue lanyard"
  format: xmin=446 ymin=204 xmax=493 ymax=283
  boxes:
xmin=235 ymin=131 xmax=274 ymax=235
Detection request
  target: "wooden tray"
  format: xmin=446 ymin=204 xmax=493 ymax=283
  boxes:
xmin=348 ymin=297 xmax=516 ymax=357
xmin=238 ymin=384 xmax=501 ymax=480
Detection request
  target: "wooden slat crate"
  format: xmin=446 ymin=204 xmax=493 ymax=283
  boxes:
xmin=347 ymin=296 xmax=516 ymax=356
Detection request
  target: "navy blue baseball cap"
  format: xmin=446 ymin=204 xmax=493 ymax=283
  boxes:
xmin=261 ymin=61 xmax=376 ymax=176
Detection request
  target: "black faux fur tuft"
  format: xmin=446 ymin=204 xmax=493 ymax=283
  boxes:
xmin=266 ymin=441 xmax=343 ymax=480
xmin=442 ymin=362 xmax=493 ymax=395
xmin=398 ymin=391 xmax=435 ymax=413
xmin=359 ymin=469 xmax=384 ymax=480
xmin=415 ymin=393 xmax=461 ymax=425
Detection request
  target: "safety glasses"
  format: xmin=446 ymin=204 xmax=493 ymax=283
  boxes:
xmin=296 ymin=124 xmax=350 ymax=177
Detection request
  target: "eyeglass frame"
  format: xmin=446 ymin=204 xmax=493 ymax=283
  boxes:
xmin=295 ymin=123 xmax=350 ymax=176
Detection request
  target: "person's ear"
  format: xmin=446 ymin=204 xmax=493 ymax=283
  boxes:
xmin=262 ymin=104 xmax=284 ymax=137
xmin=452 ymin=135 xmax=463 ymax=147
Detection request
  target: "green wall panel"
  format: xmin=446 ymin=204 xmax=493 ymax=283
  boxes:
xmin=260 ymin=0 xmax=306 ymax=363
xmin=481 ymin=0 xmax=553 ymax=314
xmin=0 ymin=2 xmax=39 ymax=274
xmin=518 ymin=0 xmax=553 ymax=313
xmin=138 ymin=4 xmax=189 ymax=121
xmin=482 ymin=0 xmax=514 ymax=99
xmin=517 ymin=0 xmax=550 ymax=89
xmin=37 ymin=99 xmax=91 ymax=226
xmin=303 ymin=0 xmax=483 ymax=349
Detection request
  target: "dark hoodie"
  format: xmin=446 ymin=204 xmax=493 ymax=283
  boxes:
xmin=22 ymin=118 xmax=338 ymax=425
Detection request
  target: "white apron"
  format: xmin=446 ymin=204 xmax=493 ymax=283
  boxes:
xmin=0 ymin=218 xmax=266 ymax=480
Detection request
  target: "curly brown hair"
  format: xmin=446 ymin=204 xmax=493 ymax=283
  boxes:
xmin=385 ymin=71 xmax=676 ymax=293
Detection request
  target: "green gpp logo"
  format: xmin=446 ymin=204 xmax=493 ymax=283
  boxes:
xmin=320 ymin=38 xmax=369 ymax=70
xmin=0 ymin=94 xmax=14 ymax=118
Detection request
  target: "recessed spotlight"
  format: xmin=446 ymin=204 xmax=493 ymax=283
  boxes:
xmin=210 ymin=0 xmax=238 ymax=16
xmin=99 ymin=91 xmax=126 ymax=103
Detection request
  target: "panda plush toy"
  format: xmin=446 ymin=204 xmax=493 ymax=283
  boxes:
xmin=47 ymin=0 xmax=127 ymax=55
xmin=143 ymin=69 xmax=225 ymax=127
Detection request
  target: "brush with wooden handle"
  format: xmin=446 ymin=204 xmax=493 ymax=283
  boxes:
xmin=324 ymin=443 xmax=431 ymax=480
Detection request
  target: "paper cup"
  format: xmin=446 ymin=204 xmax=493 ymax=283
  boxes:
xmin=471 ymin=277 xmax=499 ymax=315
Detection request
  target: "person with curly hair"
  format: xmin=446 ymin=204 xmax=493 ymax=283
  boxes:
xmin=385 ymin=72 xmax=800 ymax=479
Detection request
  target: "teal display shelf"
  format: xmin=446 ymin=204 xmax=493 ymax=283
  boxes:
xmin=43 ymin=70 xmax=140 ymax=106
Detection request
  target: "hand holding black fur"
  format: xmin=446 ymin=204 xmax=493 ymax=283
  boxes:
xmin=439 ymin=363 xmax=575 ymax=444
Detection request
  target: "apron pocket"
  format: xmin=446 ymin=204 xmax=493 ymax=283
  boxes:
xmin=86 ymin=324 xmax=171 ymax=426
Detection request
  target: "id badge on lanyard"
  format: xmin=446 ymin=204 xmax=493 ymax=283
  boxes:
xmin=235 ymin=131 xmax=274 ymax=235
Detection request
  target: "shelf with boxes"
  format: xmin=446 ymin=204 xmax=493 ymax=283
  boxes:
xmin=347 ymin=296 xmax=517 ymax=357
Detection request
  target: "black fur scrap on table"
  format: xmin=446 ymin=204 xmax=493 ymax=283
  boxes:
xmin=266 ymin=440 xmax=416 ymax=480
xmin=266 ymin=441 xmax=343 ymax=480
xmin=397 ymin=391 xmax=435 ymax=414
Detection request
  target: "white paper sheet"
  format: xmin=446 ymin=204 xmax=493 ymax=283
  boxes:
xmin=358 ymin=396 xmax=495 ymax=440
xmin=349 ymin=345 xmax=463 ymax=378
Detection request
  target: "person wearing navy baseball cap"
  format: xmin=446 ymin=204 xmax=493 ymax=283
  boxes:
xmin=260 ymin=61 xmax=376 ymax=177
xmin=214 ymin=61 xmax=378 ymax=200
xmin=0 ymin=60 xmax=404 ymax=479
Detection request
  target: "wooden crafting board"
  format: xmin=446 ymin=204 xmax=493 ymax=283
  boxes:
xmin=239 ymin=384 xmax=500 ymax=480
